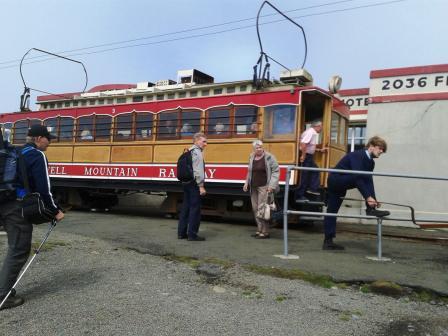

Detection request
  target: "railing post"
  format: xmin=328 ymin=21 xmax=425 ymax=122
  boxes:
xmin=283 ymin=167 xmax=291 ymax=257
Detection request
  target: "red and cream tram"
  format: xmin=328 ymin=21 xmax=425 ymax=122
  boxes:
xmin=0 ymin=69 xmax=349 ymax=216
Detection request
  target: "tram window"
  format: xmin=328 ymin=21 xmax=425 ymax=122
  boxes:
xmin=59 ymin=117 xmax=74 ymax=142
xmin=115 ymin=114 xmax=133 ymax=141
xmin=178 ymin=92 xmax=186 ymax=98
xmin=145 ymin=95 xmax=153 ymax=101
xmin=156 ymin=94 xmax=164 ymax=101
xmin=29 ymin=119 xmax=41 ymax=127
xmin=117 ymin=98 xmax=126 ymax=104
xmin=73 ymin=101 xmax=79 ymax=107
xmin=213 ymin=88 xmax=223 ymax=95
xmin=167 ymin=93 xmax=175 ymax=100
xmin=64 ymin=101 xmax=70 ymax=107
xmin=136 ymin=112 xmax=153 ymax=140
xmin=227 ymin=87 xmax=235 ymax=94
xmin=13 ymin=120 xmax=29 ymax=144
xmin=2 ymin=122 xmax=12 ymax=142
xmin=77 ymin=116 xmax=94 ymax=141
xmin=81 ymin=101 xmax=87 ymax=106
xmin=107 ymin=98 xmax=114 ymax=104
xmin=180 ymin=110 xmax=201 ymax=137
xmin=157 ymin=112 xmax=178 ymax=139
xmin=239 ymin=85 xmax=247 ymax=92
xmin=201 ymin=90 xmax=209 ymax=97
xmin=44 ymin=118 xmax=58 ymax=142
xmin=95 ymin=115 xmax=112 ymax=141
xmin=98 ymin=99 xmax=105 ymax=105
xmin=264 ymin=105 xmax=296 ymax=139
xmin=49 ymin=103 xmax=55 ymax=109
xmin=57 ymin=103 xmax=62 ymax=108
xmin=190 ymin=91 xmax=198 ymax=97
xmin=330 ymin=112 xmax=340 ymax=144
xmin=89 ymin=100 xmax=96 ymax=106
xmin=132 ymin=96 xmax=143 ymax=103
xmin=206 ymin=108 xmax=230 ymax=136
xmin=234 ymin=106 xmax=257 ymax=136
xmin=339 ymin=117 xmax=347 ymax=146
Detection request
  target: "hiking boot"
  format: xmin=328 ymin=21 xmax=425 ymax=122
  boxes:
xmin=0 ymin=295 xmax=24 ymax=310
xmin=366 ymin=207 xmax=390 ymax=217
xmin=322 ymin=238 xmax=345 ymax=250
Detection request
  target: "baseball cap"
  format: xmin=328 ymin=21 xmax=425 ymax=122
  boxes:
xmin=27 ymin=125 xmax=57 ymax=140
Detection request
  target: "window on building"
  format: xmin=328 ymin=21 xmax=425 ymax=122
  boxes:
xmin=347 ymin=124 xmax=366 ymax=151
xmin=264 ymin=105 xmax=296 ymax=139
xmin=136 ymin=112 xmax=153 ymax=140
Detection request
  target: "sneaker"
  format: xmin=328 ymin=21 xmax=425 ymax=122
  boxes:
xmin=322 ymin=239 xmax=345 ymax=250
xmin=187 ymin=236 xmax=206 ymax=241
xmin=178 ymin=235 xmax=188 ymax=239
xmin=366 ymin=207 xmax=390 ymax=217
xmin=0 ymin=295 xmax=24 ymax=310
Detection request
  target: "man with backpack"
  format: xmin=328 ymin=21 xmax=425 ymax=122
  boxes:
xmin=0 ymin=125 xmax=64 ymax=310
xmin=177 ymin=132 xmax=207 ymax=241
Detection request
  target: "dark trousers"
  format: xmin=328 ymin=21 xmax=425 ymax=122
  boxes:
xmin=0 ymin=201 xmax=33 ymax=298
xmin=178 ymin=182 xmax=202 ymax=238
xmin=296 ymin=154 xmax=320 ymax=198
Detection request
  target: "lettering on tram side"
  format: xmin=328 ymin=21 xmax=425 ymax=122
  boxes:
xmin=84 ymin=167 xmax=138 ymax=177
xmin=48 ymin=165 xmax=67 ymax=175
xmin=380 ymin=75 xmax=448 ymax=92
xmin=158 ymin=168 xmax=217 ymax=179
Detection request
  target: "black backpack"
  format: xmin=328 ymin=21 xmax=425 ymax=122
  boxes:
xmin=0 ymin=128 xmax=19 ymax=202
xmin=176 ymin=149 xmax=194 ymax=182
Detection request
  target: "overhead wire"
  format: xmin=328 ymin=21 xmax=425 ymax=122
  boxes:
xmin=0 ymin=0 xmax=408 ymax=71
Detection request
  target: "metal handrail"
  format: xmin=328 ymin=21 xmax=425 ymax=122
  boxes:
xmin=281 ymin=165 xmax=448 ymax=261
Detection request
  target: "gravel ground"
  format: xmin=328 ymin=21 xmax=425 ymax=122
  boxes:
xmin=1 ymin=225 xmax=447 ymax=336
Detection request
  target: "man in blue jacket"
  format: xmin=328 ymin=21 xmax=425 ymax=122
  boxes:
xmin=0 ymin=125 xmax=64 ymax=310
xmin=323 ymin=136 xmax=389 ymax=250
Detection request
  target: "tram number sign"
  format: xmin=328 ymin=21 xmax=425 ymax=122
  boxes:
xmin=380 ymin=75 xmax=448 ymax=92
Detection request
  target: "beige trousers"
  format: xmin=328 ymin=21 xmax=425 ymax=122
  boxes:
xmin=250 ymin=185 xmax=270 ymax=234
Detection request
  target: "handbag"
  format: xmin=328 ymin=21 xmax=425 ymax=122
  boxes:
xmin=256 ymin=193 xmax=277 ymax=221
xmin=18 ymin=150 xmax=55 ymax=224
xmin=21 ymin=192 xmax=55 ymax=224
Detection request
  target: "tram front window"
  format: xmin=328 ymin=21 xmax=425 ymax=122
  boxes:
xmin=264 ymin=105 xmax=296 ymax=139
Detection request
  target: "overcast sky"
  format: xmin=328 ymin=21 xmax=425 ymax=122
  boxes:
xmin=0 ymin=0 xmax=446 ymax=112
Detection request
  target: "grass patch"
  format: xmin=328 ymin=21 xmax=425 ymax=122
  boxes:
xmin=360 ymin=284 xmax=371 ymax=293
xmin=275 ymin=294 xmax=287 ymax=302
xmin=202 ymin=257 xmax=234 ymax=269
xmin=31 ymin=240 xmax=68 ymax=253
xmin=164 ymin=255 xmax=201 ymax=268
xmin=242 ymin=289 xmax=262 ymax=299
xmin=243 ymin=265 xmax=335 ymax=289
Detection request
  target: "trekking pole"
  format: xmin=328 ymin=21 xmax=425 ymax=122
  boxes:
xmin=0 ymin=219 xmax=57 ymax=310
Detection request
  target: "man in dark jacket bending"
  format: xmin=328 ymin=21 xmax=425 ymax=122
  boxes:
xmin=323 ymin=136 xmax=389 ymax=250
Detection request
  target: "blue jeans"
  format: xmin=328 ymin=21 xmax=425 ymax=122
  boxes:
xmin=178 ymin=182 xmax=202 ymax=238
xmin=296 ymin=154 xmax=320 ymax=198
xmin=0 ymin=201 xmax=33 ymax=298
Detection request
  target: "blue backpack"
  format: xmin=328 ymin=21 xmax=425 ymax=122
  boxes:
xmin=0 ymin=129 xmax=20 ymax=202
